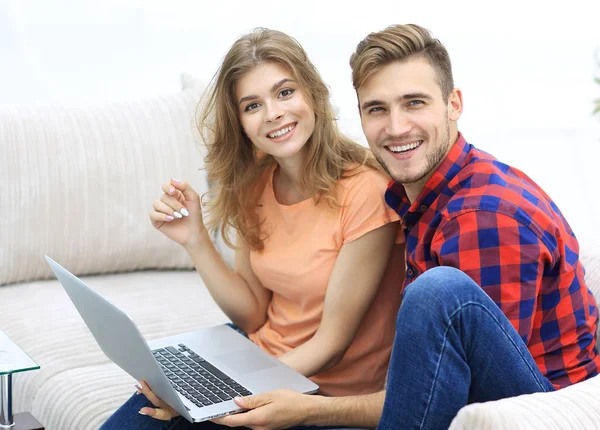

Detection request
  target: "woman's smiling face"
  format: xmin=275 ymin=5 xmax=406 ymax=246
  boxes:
xmin=235 ymin=62 xmax=315 ymax=163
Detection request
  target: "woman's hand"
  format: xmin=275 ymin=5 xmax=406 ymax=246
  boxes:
xmin=149 ymin=178 xmax=209 ymax=250
xmin=136 ymin=380 xmax=180 ymax=420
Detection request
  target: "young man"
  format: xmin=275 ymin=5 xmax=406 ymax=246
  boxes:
xmin=215 ymin=24 xmax=600 ymax=430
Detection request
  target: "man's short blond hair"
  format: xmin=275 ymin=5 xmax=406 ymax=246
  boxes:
xmin=350 ymin=24 xmax=454 ymax=102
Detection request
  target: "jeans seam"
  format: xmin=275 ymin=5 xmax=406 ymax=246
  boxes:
xmin=419 ymin=301 xmax=548 ymax=429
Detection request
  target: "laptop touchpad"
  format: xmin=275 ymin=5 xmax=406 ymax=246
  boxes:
xmin=216 ymin=348 xmax=277 ymax=374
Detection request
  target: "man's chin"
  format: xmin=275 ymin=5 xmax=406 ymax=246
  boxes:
xmin=389 ymin=169 xmax=429 ymax=185
xmin=375 ymin=154 xmax=427 ymax=184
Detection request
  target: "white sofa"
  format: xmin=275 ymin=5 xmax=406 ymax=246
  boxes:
xmin=1 ymin=75 xmax=599 ymax=430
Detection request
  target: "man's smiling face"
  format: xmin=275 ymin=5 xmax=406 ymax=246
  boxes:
xmin=357 ymin=57 xmax=462 ymax=188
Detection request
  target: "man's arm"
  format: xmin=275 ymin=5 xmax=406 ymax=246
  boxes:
xmin=213 ymin=390 xmax=385 ymax=429
xmin=432 ymin=211 xmax=553 ymax=341
xmin=314 ymin=390 xmax=385 ymax=427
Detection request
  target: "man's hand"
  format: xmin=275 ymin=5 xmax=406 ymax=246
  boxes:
xmin=213 ymin=389 xmax=319 ymax=430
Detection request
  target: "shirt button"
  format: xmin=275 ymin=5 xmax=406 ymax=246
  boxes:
xmin=406 ymin=267 xmax=415 ymax=277
xmin=420 ymin=205 xmax=427 ymax=212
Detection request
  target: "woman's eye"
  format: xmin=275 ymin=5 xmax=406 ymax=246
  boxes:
xmin=279 ymin=88 xmax=295 ymax=98
xmin=245 ymin=102 xmax=260 ymax=112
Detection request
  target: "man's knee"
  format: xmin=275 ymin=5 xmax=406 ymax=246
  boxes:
xmin=397 ymin=266 xmax=486 ymax=330
xmin=402 ymin=266 xmax=480 ymax=306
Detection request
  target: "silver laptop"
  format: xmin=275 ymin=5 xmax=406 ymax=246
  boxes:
xmin=45 ymin=256 xmax=318 ymax=423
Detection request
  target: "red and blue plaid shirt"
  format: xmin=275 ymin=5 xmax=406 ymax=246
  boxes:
xmin=386 ymin=133 xmax=599 ymax=388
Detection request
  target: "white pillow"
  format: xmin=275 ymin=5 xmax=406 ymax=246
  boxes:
xmin=0 ymin=75 xmax=207 ymax=285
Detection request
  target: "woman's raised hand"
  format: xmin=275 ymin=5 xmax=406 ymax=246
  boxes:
xmin=149 ymin=178 xmax=208 ymax=250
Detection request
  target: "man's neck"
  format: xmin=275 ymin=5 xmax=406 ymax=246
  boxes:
xmin=403 ymin=130 xmax=459 ymax=204
xmin=404 ymin=176 xmax=430 ymax=204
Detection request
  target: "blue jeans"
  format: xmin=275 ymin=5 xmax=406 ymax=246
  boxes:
xmin=378 ymin=266 xmax=555 ymax=430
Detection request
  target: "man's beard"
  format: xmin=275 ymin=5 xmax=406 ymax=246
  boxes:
xmin=374 ymin=122 xmax=452 ymax=185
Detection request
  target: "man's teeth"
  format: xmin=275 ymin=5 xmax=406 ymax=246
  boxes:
xmin=268 ymin=124 xmax=295 ymax=138
xmin=389 ymin=141 xmax=422 ymax=153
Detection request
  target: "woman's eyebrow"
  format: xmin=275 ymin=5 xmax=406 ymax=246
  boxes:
xmin=239 ymin=78 xmax=296 ymax=105
xmin=270 ymin=78 xmax=295 ymax=92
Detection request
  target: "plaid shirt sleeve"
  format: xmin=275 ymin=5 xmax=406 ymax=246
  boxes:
xmin=430 ymin=210 xmax=554 ymax=343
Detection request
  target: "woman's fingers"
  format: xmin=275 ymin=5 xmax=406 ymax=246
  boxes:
xmin=137 ymin=381 xmax=165 ymax=407
xmin=136 ymin=381 xmax=179 ymax=421
xmin=169 ymin=178 xmax=199 ymax=203
xmin=149 ymin=210 xmax=174 ymax=226
xmin=153 ymin=199 xmax=184 ymax=219
xmin=150 ymin=179 xmax=203 ymax=234
xmin=161 ymin=183 xmax=185 ymax=203
xmin=139 ymin=406 xmax=174 ymax=420
xmin=159 ymin=194 xmax=189 ymax=218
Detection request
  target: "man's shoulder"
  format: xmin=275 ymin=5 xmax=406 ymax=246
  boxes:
xmin=442 ymin=149 xmax=563 ymax=234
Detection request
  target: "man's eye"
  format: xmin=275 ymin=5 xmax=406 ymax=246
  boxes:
xmin=368 ymin=107 xmax=383 ymax=113
xmin=408 ymin=100 xmax=424 ymax=107
xmin=245 ymin=102 xmax=260 ymax=112
xmin=279 ymin=88 xmax=295 ymax=98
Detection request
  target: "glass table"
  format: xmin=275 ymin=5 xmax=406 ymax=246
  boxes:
xmin=0 ymin=330 xmax=43 ymax=429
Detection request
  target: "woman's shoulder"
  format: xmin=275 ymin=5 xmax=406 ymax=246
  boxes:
xmin=339 ymin=163 xmax=392 ymax=192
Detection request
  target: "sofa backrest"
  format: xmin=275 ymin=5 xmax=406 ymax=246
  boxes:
xmin=0 ymin=76 xmax=207 ymax=285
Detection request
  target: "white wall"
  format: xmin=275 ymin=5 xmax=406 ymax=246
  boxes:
xmin=2 ymin=0 xmax=600 ymax=245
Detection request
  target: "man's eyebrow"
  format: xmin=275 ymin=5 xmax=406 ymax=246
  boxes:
xmin=402 ymin=92 xmax=433 ymax=101
xmin=361 ymin=99 xmax=384 ymax=111
xmin=238 ymin=78 xmax=296 ymax=105
xmin=360 ymin=93 xmax=433 ymax=111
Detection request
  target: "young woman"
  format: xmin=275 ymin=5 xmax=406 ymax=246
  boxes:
xmin=101 ymin=28 xmax=404 ymax=430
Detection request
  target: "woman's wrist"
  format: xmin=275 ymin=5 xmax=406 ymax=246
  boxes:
xmin=184 ymin=228 xmax=213 ymax=255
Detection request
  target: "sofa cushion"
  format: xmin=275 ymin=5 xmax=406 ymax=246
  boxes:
xmin=450 ymin=374 xmax=600 ymax=429
xmin=0 ymin=76 xmax=207 ymax=285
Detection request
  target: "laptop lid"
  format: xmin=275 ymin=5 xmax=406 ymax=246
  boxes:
xmin=44 ymin=256 xmax=194 ymax=421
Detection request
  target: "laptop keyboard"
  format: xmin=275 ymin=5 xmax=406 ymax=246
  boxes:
xmin=152 ymin=343 xmax=252 ymax=408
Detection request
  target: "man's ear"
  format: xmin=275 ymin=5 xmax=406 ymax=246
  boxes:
xmin=355 ymin=90 xmax=362 ymax=118
xmin=448 ymin=88 xmax=463 ymax=121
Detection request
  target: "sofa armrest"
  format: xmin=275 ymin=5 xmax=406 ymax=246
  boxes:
xmin=449 ymin=375 xmax=600 ymax=429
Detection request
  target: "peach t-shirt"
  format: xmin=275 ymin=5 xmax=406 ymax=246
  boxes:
xmin=248 ymin=164 xmax=404 ymax=396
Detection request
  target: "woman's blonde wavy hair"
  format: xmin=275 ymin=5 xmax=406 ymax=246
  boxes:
xmin=198 ymin=28 xmax=380 ymax=251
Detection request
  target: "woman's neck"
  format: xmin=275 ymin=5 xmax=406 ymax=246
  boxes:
xmin=272 ymin=155 xmax=310 ymax=206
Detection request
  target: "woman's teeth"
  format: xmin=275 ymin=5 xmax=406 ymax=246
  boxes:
xmin=389 ymin=141 xmax=422 ymax=153
xmin=268 ymin=124 xmax=295 ymax=138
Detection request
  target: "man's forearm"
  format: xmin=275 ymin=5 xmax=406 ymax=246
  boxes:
xmin=306 ymin=390 xmax=385 ymax=428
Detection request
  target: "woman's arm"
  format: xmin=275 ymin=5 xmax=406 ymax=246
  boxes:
xmin=186 ymin=232 xmax=272 ymax=334
xmin=278 ymin=221 xmax=399 ymax=376
xmin=151 ymin=178 xmax=271 ymax=333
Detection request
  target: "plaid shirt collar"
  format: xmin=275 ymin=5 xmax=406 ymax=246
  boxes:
xmin=385 ymin=132 xmax=470 ymax=226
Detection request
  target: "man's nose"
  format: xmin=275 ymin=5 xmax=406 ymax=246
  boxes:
xmin=385 ymin=111 xmax=411 ymax=137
